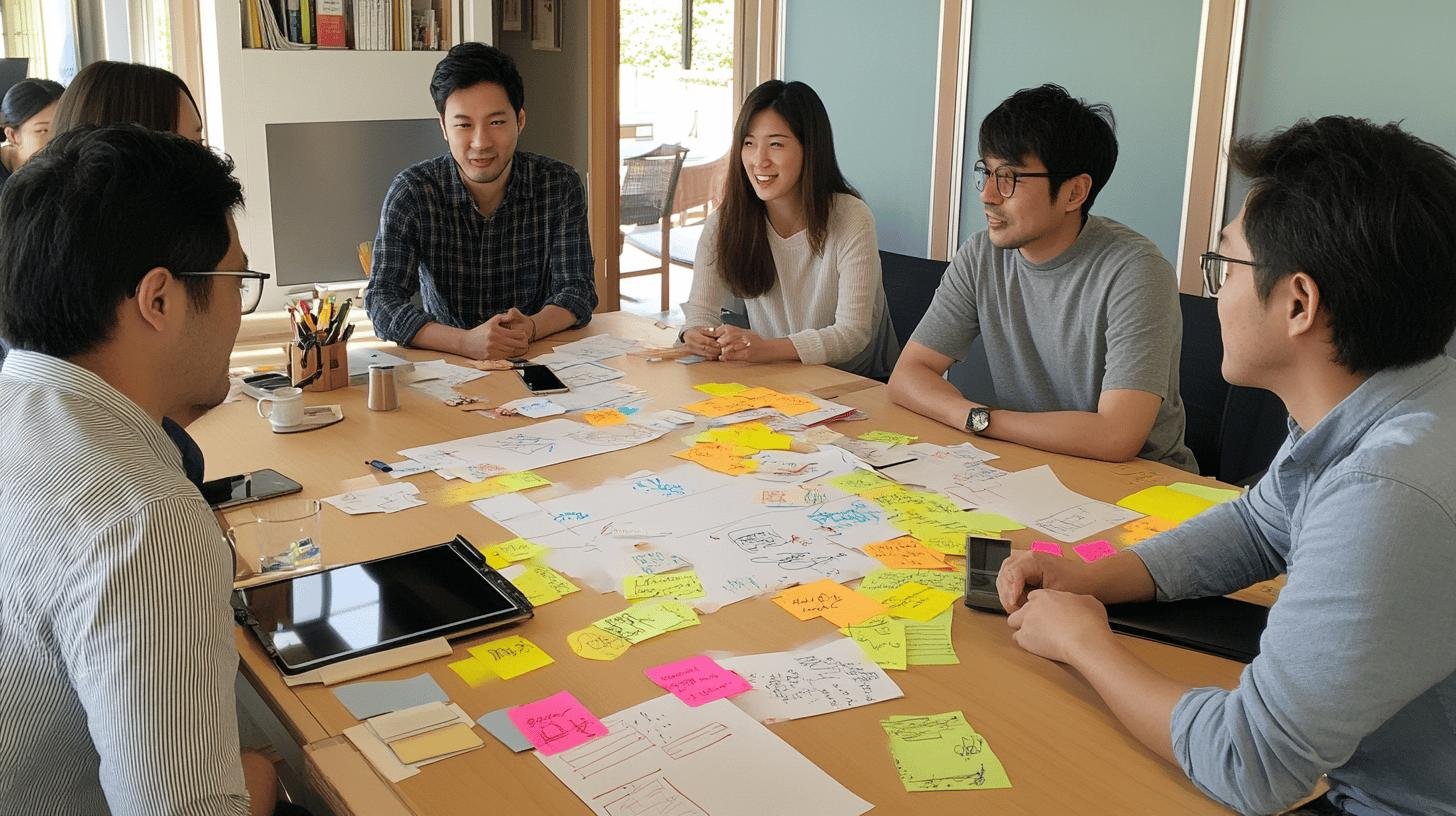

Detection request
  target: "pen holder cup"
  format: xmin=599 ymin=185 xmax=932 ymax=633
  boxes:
xmin=287 ymin=339 xmax=350 ymax=392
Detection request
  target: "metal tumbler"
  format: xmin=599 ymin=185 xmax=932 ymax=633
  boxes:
xmin=367 ymin=364 xmax=399 ymax=411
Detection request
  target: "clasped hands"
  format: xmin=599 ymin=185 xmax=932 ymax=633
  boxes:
xmin=463 ymin=307 xmax=537 ymax=360
xmin=680 ymin=324 xmax=771 ymax=363
xmin=998 ymin=550 xmax=1118 ymax=665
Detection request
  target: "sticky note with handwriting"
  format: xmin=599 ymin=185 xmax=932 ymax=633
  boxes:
xmin=507 ymin=691 xmax=608 ymax=756
xmin=644 ymin=655 xmax=753 ymax=706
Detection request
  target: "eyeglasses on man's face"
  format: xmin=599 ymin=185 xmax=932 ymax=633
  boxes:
xmin=1198 ymin=252 xmax=1255 ymax=296
xmin=173 ymin=269 xmax=271 ymax=314
xmin=972 ymin=160 xmax=1072 ymax=199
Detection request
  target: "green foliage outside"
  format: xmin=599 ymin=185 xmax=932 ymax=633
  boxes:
xmin=621 ymin=0 xmax=731 ymax=85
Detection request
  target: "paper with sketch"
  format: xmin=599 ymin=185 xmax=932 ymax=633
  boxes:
xmin=948 ymin=464 xmax=1140 ymax=542
xmin=536 ymin=695 xmax=872 ymax=816
xmin=552 ymin=361 xmax=626 ymax=388
xmin=398 ymin=418 xmax=666 ymax=474
xmin=878 ymin=442 xmax=1007 ymax=500
xmin=404 ymin=359 xmax=490 ymax=386
xmin=322 ymin=482 xmax=426 ymax=515
xmin=720 ymin=637 xmax=904 ymax=723
xmin=542 ymin=334 xmax=644 ymax=363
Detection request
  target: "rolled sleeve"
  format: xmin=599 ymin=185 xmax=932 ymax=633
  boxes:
xmin=544 ymin=169 xmax=597 ymax=326
xmin=1162 ymin=473 xmax=1456 ymax=815
xmin=366 ymin=177 xmax=435 ymax=345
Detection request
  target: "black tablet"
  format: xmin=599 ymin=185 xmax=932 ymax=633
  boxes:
xmin=232 ymin=535 xmax=533 ymax=675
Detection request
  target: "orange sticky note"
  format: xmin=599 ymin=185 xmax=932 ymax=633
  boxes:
xmin=672 ymin=444 xmax=759 ymax=476
xmin=772 ymin=578 xmax=888 ymax=627
xmin=583 ymin=408 xmax=627 ymax=426
xmin=682 ymin=395 xmax=756 ymax=418
xmin=762 ymin=393 xmax=818 ymax=416
xmin=1117 ymin=515 xmax=1179 ymax=545
xmin=865 ymin=537 xmax=952 ymax=570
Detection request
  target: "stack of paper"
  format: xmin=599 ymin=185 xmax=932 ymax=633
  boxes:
xmin=881 ymin=712 xmax=1011 ymax=791
xmin=322 ymin=482 xmax=426 ymax=515
xmin=343 ymin=701 xmax=484 ymax=782
xmin=720 ymin=637 xmax=904 ymax=723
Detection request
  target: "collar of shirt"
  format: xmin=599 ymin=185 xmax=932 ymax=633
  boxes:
xmin=443 ymin=149 xmax=538 ymax=216
xmin=0 ymin=349 xmax=187 ymax=477
xmin=1283 ymin=355 xmax=1452 ymax=469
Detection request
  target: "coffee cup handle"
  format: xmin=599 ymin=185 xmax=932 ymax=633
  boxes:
xmin=257 ymin=397 xmax=274 ymax=419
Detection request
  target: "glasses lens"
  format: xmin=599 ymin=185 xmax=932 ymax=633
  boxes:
xmin=973 ymin=163 xmax=988 ymax=192
xmin=994 ymin=166 xmax=1016 ymax=198
xmin=241 ymin=276 xmax=263 ymax=314
xmin=1201 ymin=255 xmax=1224 ymax=295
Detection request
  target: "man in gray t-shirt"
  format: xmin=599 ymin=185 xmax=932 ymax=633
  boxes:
xmin=889 ymin=84 xmax=1195 ymax=472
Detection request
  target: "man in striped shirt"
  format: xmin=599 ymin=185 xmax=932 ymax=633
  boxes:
xmin=367 ymin=42 xmax=597 ymax=360
xmin=0 ymin=126 xmax=278 ymax=814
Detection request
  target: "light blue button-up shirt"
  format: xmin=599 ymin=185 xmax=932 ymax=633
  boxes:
xmin=1133 ymin=355 xmax=1456 ymax=816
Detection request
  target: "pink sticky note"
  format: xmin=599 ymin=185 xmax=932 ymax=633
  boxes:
xmin=644 ymin=655 xmax=753 ymax=707
xmin=1030 ymin=541 xmax=1063 ymax=557
xmin=1073 ymin=539 xmax=1118 ymax=563
xmin=507 ymin=690 xmax=609 ymax=756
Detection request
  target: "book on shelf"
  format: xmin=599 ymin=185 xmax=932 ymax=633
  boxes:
xmin=241 ymin=0 xmax=451 ymax=50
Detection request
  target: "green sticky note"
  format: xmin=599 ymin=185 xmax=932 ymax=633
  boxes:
xmin=594 ymin=600 xmax=699 ymax=643
xmin=904 ymin=607 xmax=958 ymax=666
xmin=623 ymin=571 xmax=706 ymax=600
xmin=488 ymin=471 xmax=553 ymax=492
xmin=882 ymin=712 xmax=1012 ymax=791
xmin=1118 ymin=485 xmax=1215 ymax=522
xmin=482 ymin=537 xmax=547 ymax=563
xmin=1167 ymin=482 xmax=1243 ymax=504
xmin=858 ymin=568 xmax=966 ymax=596
xmin=839 ymin=614 xmax=907 ymax=670
xmin=873 ymin=582 xmax=960 ymax=622
xmin=858 ymin=430 xmax=918 ymax=446
xmin=829 ymin=470 xmax=896 ymax=494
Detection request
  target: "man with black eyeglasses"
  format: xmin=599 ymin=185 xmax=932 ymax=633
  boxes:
xmin=0 ymin=125 xmax=287 ymax=815
xmin=998 ymin=117 xmax=1456 ymax=815
xmin=889 ymin=83 xmax=1195 ymax=470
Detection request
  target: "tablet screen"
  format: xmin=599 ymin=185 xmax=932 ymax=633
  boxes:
xmin=236 ymin=543 xmax=526 ymax=673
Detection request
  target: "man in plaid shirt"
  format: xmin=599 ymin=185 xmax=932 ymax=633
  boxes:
xmin=367 ymin=42 xmax=597 ymax=359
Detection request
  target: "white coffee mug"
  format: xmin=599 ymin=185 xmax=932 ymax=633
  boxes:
xmin=257 ymin=386 xmax=304 ymax=428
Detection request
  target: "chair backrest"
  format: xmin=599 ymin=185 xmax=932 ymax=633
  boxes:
xmin=621 ymin=143 xmax=689 ymax=226
xmin=1178 ymin=292 xmax=1290 ymax=485
xmin=879 ymin=250 xmax=947 ymax=350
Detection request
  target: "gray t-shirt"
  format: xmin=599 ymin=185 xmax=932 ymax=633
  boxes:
xmin=911 ymin=215 xmax=1196 ymax=471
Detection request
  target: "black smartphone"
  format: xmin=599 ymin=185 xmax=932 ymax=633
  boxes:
xmin=240 ymin=371 xmax=293 ymax=400
xmin=517 ymin=364 xmax=570 ymax=394
xmin=963 ymin=536 xmax=1013 ymax=614
xmin=201 ymin=468 xmax=304 ymax=510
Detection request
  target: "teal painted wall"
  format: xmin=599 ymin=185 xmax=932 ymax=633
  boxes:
xmin=956 ymin=0 xmax=1202 ymax=264
xmin=782 ymin=0 xmax=939 ymax=256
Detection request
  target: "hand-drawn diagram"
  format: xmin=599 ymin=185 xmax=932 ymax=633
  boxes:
xmin=599 ymin=773 xmax=708 ymax=816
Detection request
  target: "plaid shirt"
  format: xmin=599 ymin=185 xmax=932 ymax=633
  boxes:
xmin=367 ymin=151 xmax=596 ymax=344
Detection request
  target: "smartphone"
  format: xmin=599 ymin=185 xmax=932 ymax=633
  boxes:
xmin=516 ymin=364 xmax=570 ymax=394
xmin=240 ymin=371 xmax=293 ymax=400
xmin=963 ymin=536 xmax=1013 ymax=614
xmin=201 ymin=468 xmax=304 ymax=510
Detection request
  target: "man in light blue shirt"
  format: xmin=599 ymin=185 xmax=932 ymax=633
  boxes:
xmin=995 ymin=116 xmax=1456 ymax=815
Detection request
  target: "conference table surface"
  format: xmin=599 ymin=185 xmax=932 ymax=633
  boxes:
xmin=195 ymin=312 xmax=1266 ymax=815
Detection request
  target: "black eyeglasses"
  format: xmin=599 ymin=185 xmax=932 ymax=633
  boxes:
xmin=173 ymin=269 xmax=271 ymax=314
xmin=973 ymin=160 xmax=1073 ymax=199
xmin=1198 ymin=252 xmax=1254 ymax=296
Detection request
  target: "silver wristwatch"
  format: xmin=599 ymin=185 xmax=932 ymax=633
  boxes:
xmin=964 ymin=407 xmax=991 ymax=434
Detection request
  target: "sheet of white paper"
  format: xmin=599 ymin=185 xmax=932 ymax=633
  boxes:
xmin=535 ymin=695 xmax=872 ymax=816
xmin=552 ymin=361 xmax=626 ymax=388
xmin=549 ymin=383 xmax=648 ymax=412
xmin=878 ymin=442 xmax=1009 ymax=497
xmin=385 ymin=460 xmax=430 ymax=478
xmin=546 ymin=334 xmax=643 ymax=363
xmin=500 ymin=396 xmax=568 ymax=418
xmin=827 ymin=438 xmax=920 ymax=469
xmin=398 ymin=418 xmax=667 ymax=474
xmin=323 ymin=482 xmax=425 ymax=515
xmin=405 ymin=359 xmax=489 ymax=386
xmin=949 ymin=464 xmax=1141 ymax=542
xmin=721 ymin=638 xmax=904 ymax=723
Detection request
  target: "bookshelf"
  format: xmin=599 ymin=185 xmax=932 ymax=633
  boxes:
xmin=200 ymin=0 xmax=493 ymax=311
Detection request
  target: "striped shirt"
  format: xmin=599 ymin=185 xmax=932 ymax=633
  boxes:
xmin=366 ymin=151 xmax=597 ymax=345
xmin=0 ymin=351 xmax=249 ymax=815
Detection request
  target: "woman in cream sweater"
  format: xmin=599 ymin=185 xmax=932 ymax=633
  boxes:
xmin=680 ymin=80 xmax=898 ymax=379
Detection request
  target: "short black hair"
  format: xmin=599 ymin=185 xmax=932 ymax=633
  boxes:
xmin=429 ymin=42 xmax=525 ymax=115
xmin=978 ymin=83 xmax=1118 ymax=218
xmin=0 ymin=125 xmax=244 ymax=359
xmin=1231 ymin=116 xmax=1456 ymax=374
xmin=2 ymin=78 xmax=64 ymax=129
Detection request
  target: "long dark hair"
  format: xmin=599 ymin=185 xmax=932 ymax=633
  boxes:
xmin=2 ymin=79 xmax=64 ymax=130
xmin=713 ymin=80 xmax=857 ymax=299
xmin=52 ymin=61 xmax=199 ymax=135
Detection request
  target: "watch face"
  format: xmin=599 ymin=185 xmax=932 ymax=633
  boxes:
xmin=969 ymin=408 xmax=990 ymax=433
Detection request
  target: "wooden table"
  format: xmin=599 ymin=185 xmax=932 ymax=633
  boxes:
xmin=196 ymin=312 xmax=1254 ymax=815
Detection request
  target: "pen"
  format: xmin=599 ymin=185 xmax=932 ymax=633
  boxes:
xmin=366 ymin=459 xmax=393 ymax=472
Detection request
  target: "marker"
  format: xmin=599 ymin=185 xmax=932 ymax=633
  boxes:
xmin=366 ymin=459 xmax=393 ymax=473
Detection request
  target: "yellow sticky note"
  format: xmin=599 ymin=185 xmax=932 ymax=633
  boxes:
xmin=881 ymin=712 xmax=1011 ymax=790
xmin=693 ymin=382 xmax=749 ymax=396
xmin=672 ymin=444 xmax=759 ymax=476
xmin=389 ymin=722 xmax=484 ymax=764
xmin=874 ymin=582 xmax=961 ymax=622
xmin=566 ymin=626 xmax=632 ymax=661
xmin=480 ymin=537 xmax=547 ymax=564
xmin=507 ymin=570 xmax=562 ymax=605
xmin=1117 ymin=515 xmax=1179 ymax=545
xmin=858 ymin=568 xmax=965 ymax=596
xmin=1168 ymin=482 xmax=1243 ymax=504
xmin=583 ymin=408 xmax=628 ymax=427
xmin=904 ymin=606 xmax=959 ymax=666
xmin=481 ymin=550 xmax=510 ymax=569
xmin=865 ymin=537 xmax=952 ymax=570
xmin=524 ymin=564 xmax=578 ymax=595
xmin=488 ymin=471 xmax=552 ymax=492
xmin=699 ymin=423 xmax=793 ymax=451
xmin=840 ymin=614 xmax=907 ymax=670
xmin=467 ymin=635 xmax=554 ymax=680
xmin=772 ymin=578 xmax=888 ymax=627
xmin=682 ymin=395 xmax=756 ymax=418
xmin=1117 ymin=485 xmax=1215 ymax=523
xmin=858 ymin=430 xmax=918 ymax=446
xmin=595 ymin=602 xmax=698 ymax=644
xmin=828 ymin=470 xmax=896 ymax=494
xmin=623 ymin=571 xmax=706 ymax=600
xmin=447 ymin=656 xmax=496 ymax=688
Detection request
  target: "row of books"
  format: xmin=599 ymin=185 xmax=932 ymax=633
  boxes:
xmin=241 ymin=0 xmax=450 ymax=51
